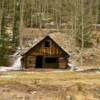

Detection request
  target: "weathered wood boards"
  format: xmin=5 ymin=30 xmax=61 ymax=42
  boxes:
xmin=21 ymin=33 xmax=70 ymax=69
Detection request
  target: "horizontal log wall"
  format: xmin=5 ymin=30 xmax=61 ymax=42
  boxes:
xmin=59 ymin=57 xmax=67 ymax=69
xmin=22 ymin=56 xmax=36 ymax=68
xmin=22 ymin=37 xmax=69 ymax=69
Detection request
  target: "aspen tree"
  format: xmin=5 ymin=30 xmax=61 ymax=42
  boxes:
xmin=19 ymin=0 xmax=24 ymax=50
xmin=80 ymin=0 xmax=84 ymax=66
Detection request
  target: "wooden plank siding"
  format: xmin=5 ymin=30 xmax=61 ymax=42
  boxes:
xmin=30 ymin=38 xmax=66 ymax=56
xmin=22 ymin=36 xmax=69 ymax=69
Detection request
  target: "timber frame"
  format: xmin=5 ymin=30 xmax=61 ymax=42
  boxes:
xmin=21 ymin=33 xmax=70 ymax=69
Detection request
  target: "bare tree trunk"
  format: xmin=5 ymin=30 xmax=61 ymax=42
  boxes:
xmin=35 ymin=0 xmax=38 ymax=27
xmin=19 ymin=0 xmax=24 ymax=50
xmin=55 ymin=0 xmax=59 ymax=31
xmin=94 ymin=0 xmax=99 ymax=48
xmin=0 ymin=0 xmax=4 ymax=37
xmin=12 ymin=0 xmax=16 ymax=45
xmin=80 ymin=0 xmax=84 ymax=66
xmin=95 ymin=0 xmax=99 ymax=31
xmin=30 ymin=0 xmax=34 ymax=28
xmin=74 ymin=0 xmax=78 ymax=47
xmin=39 ymin=0 xmax=42 ymax=30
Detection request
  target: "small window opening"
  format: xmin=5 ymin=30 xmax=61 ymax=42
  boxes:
xmin=44 ymin=40 xmax=50 ymax=47
xmin=45 ymin=58 xmax=57 ymax=63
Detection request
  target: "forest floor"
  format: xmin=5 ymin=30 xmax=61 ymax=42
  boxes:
xmin=0 ymin=70 xmax=100 ymax=100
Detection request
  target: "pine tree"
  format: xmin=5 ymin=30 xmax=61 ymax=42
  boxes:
xmin=0 ymin=0 xmax=10 ymax=65
xmin=12 ymin=0 xmax=20 ymax=49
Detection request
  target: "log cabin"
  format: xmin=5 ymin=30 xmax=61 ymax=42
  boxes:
xmin=21 ymin=32 xmax=71 ymax=69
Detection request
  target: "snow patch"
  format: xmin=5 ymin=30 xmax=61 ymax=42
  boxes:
xmin=0 ymin=56 xmax=22 ymax=72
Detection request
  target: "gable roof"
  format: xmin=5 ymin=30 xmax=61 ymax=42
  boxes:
xmin=22 ymin=32 xmax=72 ymax=57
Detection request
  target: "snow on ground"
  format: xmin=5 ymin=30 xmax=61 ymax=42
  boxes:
xmin=0 ymin=56 xmax=22 ymax=72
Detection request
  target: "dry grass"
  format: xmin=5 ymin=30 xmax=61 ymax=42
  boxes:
xmin=0 ymin=70 xmax=100 ymax=100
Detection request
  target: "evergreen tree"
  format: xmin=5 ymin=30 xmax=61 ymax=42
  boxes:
xmin=0 ymin=4 xmax=9 ymax=65
xmin=12 ymin=0 xmax=20 ymax=49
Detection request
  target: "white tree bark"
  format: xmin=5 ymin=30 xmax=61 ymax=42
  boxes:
xmin=80 ymin=0 xmax=84 ymax=66
xmin=19 ymin=0 xmax=24 ymax=50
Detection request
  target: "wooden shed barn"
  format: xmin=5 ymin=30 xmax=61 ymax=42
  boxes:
xmin=21 ymin=32 xmax=71 ymax=69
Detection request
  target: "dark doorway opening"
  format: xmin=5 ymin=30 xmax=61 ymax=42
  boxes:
xmin=45 ymin=57 xmax=58 ymax=68
xmin=36 ymin=56 xmax=43 ymax=68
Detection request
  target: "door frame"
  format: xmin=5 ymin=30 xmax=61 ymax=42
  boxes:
xmin=35 ymin=56 xmax=43 ymax=68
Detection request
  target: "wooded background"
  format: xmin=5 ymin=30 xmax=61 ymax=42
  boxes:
xmin=0 ymin=0 xmax=100 ymax=66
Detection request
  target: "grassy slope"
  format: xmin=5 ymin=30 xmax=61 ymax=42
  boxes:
xmin=0 ymin=71 xmax=100 ymax=100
